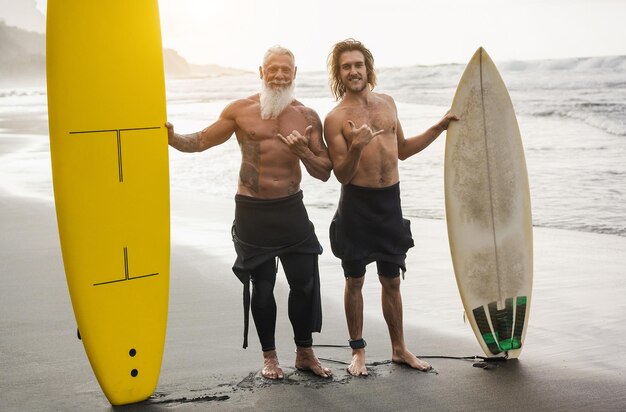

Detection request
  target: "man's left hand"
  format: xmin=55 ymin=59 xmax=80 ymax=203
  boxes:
xmin=278 ymin=125 xmax=312 ymax=158
xmin=437 ymin=110 xmax=460 ymax=132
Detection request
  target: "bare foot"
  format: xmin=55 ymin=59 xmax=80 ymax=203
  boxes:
xmin=347 ymin=348 xmax=368 ymax=377
xmin=262 ymin=350 xmax=284 ymax=380
xmin=392 ymin=348 xmax=431 ymax=371
xmin=295 ymin=346 xmax=332 ymax=378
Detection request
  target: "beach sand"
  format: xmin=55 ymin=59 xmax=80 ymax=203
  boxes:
xmin=2 ymin=182 xmax=626 ymax=411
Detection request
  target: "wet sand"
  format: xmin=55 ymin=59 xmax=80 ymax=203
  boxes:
xmin=2 ymin=186 xmax=626 ymax=411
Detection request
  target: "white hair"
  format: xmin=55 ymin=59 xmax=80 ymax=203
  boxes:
xmin=262 ymin=45 xmax=295 ymax=67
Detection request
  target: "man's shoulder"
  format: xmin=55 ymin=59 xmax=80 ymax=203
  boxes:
xmin=223 ymin=95 xmax=259 ymax=116
xmin=291 ymin=99 xmax=314 ymax=112
xmin=324 ymin=104 xmax=348 ymax=131
xmin=369 ymin=92 xmax=397 ymax=115
xmin=237 ymin=94 xmax=260 ymax=107
xmin=291 ymin=100 xmax=321 ymax=120
xmin=325 ymin=101 xmax=349 ymax=118
xmin=372 ymin=91 xmax=395 ymax=105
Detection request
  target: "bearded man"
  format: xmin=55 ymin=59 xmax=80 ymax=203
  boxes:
xmin=167 ymin=46 xmax=332 ymax=380
xmin=324 ymin=39 xmax=458 ymax=377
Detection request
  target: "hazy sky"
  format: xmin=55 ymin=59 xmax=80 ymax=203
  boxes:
xmin=30 ymin=0 xmax=626 ymax=71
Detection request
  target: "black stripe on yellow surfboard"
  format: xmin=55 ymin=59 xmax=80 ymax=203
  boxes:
xmin=69 ymin=126 xmax=161 ymax=134
xmin=124 ymin=246 xmax=129 ymax=279
xmin=93 ymin=247 xmax=159 ymax=286
xmin=69 ymin=126 xmax=161 ymax=182
xmin=117 ymin=131 xmax=123 ymax=182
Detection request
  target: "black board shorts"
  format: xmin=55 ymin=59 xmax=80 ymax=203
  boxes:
xmin=330 ymin=182 xmax=414 ymax=278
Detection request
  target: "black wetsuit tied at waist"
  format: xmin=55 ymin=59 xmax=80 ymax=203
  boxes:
xmin=330 ymin=182 xmax=414 ymax=273
xmin=231 ymin=191 xmax=323 ymax=348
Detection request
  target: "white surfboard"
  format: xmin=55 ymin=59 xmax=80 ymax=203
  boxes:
xmin=445 ymin=48 xmax=533 ymax=359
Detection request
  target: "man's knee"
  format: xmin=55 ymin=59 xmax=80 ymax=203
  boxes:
xmin=379 ymin=275 xmax=401 ymax=292
xmin=346 ymin=276 xmax=365 ymax=291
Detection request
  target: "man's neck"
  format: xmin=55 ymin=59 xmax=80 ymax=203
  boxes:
xmin=343 ymin=88 xmax=373 ymax=106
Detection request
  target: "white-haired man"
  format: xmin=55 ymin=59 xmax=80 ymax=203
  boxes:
xmin=167 ymin=46 xmax=332 ymax=379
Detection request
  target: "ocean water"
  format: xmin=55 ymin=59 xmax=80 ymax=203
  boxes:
xmin=1 ymin=55 xmax=625 ymax=237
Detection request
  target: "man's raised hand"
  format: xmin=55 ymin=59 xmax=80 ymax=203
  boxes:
xmin=346 ymin=120 xmax=384 ymax=150
xmin=278 ymin=125 xmax=312 ymax=158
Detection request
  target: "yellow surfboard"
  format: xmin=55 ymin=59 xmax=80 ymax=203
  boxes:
xmin=46 ymin=0 xmax=169 ymax=405
xmin=445 ymin=48 xmax=533 ymax=359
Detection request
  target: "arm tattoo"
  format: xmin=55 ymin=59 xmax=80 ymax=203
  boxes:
xmin=303 ymin=108 xmax=326 ymax=152
xmin=171 ymin=132 xmax=200 ymax=152
xmin=239 ymin=141 xmax=260 ymax=193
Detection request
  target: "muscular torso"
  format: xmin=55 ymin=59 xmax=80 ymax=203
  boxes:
xmin=232 ymin=95 xmax=315 ymax=198
xmin=333 ymin=93 xmax=400 ymax=187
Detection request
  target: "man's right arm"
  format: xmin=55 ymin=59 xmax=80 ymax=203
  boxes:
xmin=166 ymin=101 xmax=239 ymax=152
xmin=324 ymin=113 xmax=375 ymax=184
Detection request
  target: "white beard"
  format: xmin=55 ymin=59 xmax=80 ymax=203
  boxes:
xmin=259 ymin=82 xmax=295 ymax=120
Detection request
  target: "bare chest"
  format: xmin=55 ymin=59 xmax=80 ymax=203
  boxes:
xmin=236 ymin=107 xmax=309 ymax=142
xmin=341 ymin=104 xmax=396 ymax=135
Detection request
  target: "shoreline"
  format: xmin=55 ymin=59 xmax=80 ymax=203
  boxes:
xmin=1 ymin=103 xmax=625 ymax=239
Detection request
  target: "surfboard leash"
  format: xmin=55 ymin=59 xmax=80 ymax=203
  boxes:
xmin=312 ymin=344 xmax=508 ymax=369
